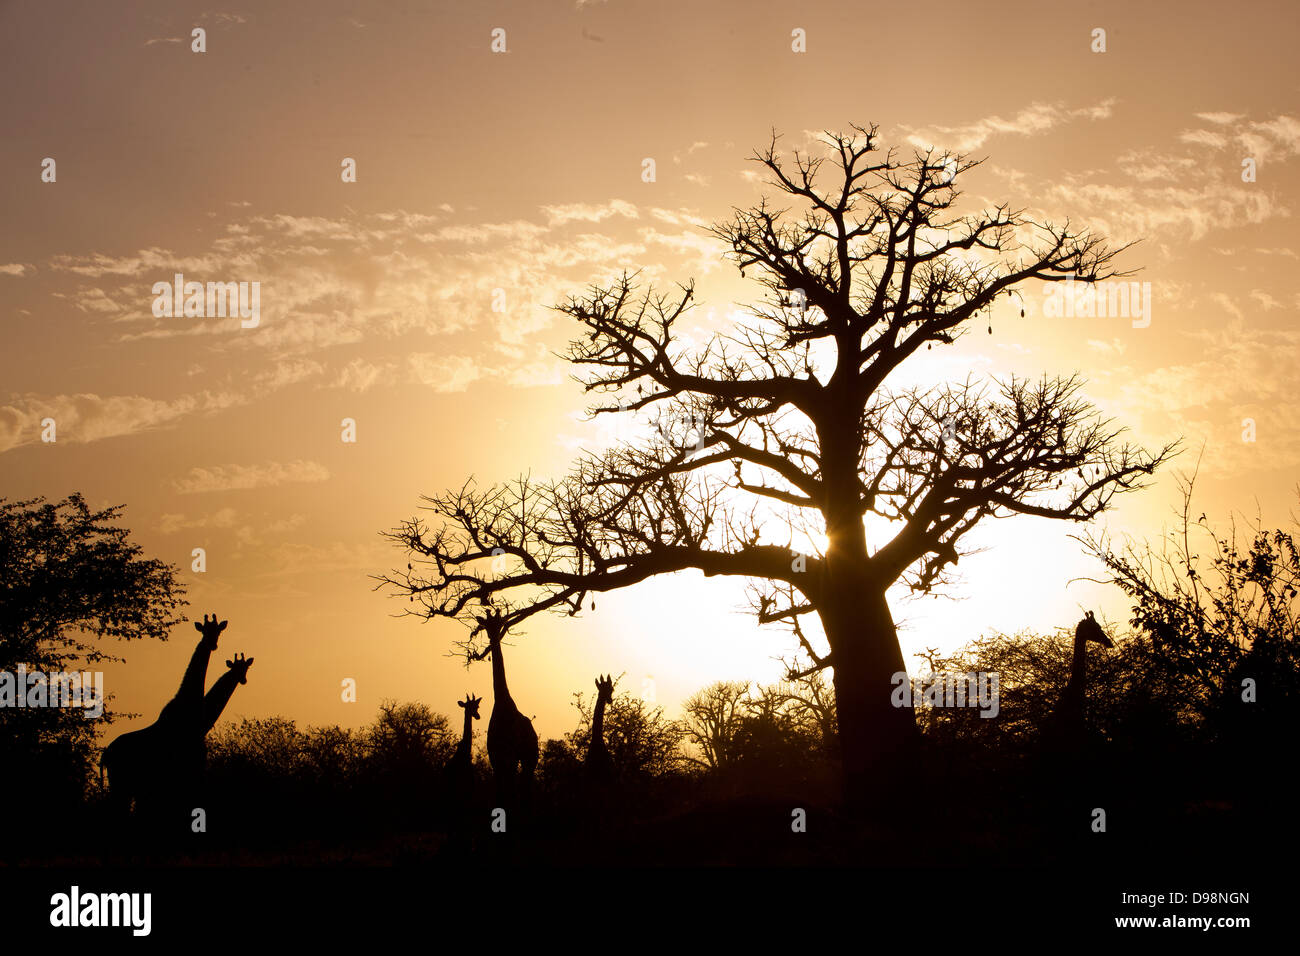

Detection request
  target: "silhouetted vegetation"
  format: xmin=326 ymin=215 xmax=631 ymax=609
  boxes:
xmin=0 ymin=494 xmax=184 ymax=829
xmin=5 ymin=488 xmax=1296 ymax=868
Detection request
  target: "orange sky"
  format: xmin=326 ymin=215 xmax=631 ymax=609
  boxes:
xmin=2 ymin=0 xmax=1299 ymax=741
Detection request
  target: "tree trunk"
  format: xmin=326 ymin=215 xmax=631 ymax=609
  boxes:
xmin=822 ymin=586 xmax=920 ymax=811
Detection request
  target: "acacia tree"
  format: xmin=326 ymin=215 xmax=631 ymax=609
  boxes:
xmin=380 ymin=125 xmax=1175 ymax=807
xmin=0 ymin=493 xmax=185 ymax=819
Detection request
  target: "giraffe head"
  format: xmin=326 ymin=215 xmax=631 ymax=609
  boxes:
xmin=595 ymin=674 xmax=615 ymax=704
xmin=224 ymin=653 xmax=254 ymax=684
xmin=1075 ymin=611 xmax=1114 ymax=648
xmin=458 ymin=693 xmax=482 ymax=719
xmin=475 ymin=609 xmax=507 ymax=646
xmin=194 ymin=613 xmax=228 ymax=650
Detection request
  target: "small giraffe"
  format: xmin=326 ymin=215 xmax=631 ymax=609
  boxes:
xmin=1051 ymin=610 xmax=1114 ymax=744
xmin=101 ymin=614 xmax=227 ymax=815
xmin=202 ymin=653 xmax=254 ymax=734
xmin=445 ymin=693 xmax=481 ymax=800
xmin=478 ymin=612 xmax=538 ymax=804
xmin=585 ymin=674 xmax=616 ymax=781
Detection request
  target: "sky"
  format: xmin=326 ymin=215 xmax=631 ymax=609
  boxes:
xmin=2 ymin=0 xmax=1298 ymax=742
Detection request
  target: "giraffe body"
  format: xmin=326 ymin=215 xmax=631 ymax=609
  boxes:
xmin=100 ymin=614 xmax=228 ymax=816
xmin=480 ymin=614 xmax=538 ymax=803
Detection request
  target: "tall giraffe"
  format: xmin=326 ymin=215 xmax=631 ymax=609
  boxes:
xmin=101 ymin=614 xmax=227 ymax=815
xmin=1042 ymin=610 xmax=1115 ymax=845
xmin=201 ymin=653 xmax=254 ymax=734
xmin=585 ymin=674 xmax=615 ymax=781
xmin=479 ymin=612 xmax=538 ymax=804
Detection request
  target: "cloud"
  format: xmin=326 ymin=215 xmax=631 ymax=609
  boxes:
xmin=1249 ymin=289 xmax=1284 ymax=311
xmin=1179 ymin=129 xmax=1227 ymax=149
xmin=1195 ymin=112 xmax=1245 ymax=125
xmin=1086 ymin=339 xmax=1126 ymax=355
xmin=51 ymin=287 xmax=125 ymax=314
xmin=21 ymin=198 xmax=719 ymax=444
xmin=333 ymin=358 xmax=393 ymax=393
xmin=0 ymin=263 xmax=30 ymax=276
xmin=0 ymin=390 xmax=244 ymax=454
xmin=50 ymin=247 xmax=219 ymax=278
xmin=159 ymin=508 xmax=239 ymax=534
xmin=1112 ymin=322 xmax=1300 ymax=476
xmin=901 ymin=99 xmax=1116 ymax=151
xmin=1038 ymin=176 xmax=1284 ymax=243
xmin=173 ymin=460 xmax=332 ymax=494
xmin=1210 ymin=292 xmax=1244 ymax=321
xmin=540 ymin=200 xmax=639 ymax=226
xmin=1179 ymin=114 xmax=1300 ymax=163
xmin=407 ymin=354 xmax=484 ymax=392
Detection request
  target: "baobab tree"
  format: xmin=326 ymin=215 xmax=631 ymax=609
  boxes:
xmin=379 ymin=125 xmax=1176 ymax=808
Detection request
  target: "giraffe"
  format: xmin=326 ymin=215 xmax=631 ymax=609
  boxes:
xmin=585 ymin=674 xmax=616 ymax=781
xmin=478 ymin=612 xmax=538 ymax=804
xmin=100 ymin=613 xmax=227 ymax=815
xmin=1041 ymin=610 xmax=1115 ymax=848
xmin=445 ymin=692 xmax=481 ymax=796
xmin=201 ymin=653 xmax=254 ymax=734
xmin=1050 ymin=610 xmax=1115 ymax=747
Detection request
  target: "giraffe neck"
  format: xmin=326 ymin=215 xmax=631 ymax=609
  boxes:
xmin=591 ymin=697 xmax=608 ymax=752
xmin=457 ymin=710 xmax=475 ymax=757
xmin=180 ymin=639 xmax=217 ymax=699
xmin=160 ymin=638 xmax=216 ymax=725
xmin=202 ymin=671 xmax=242 ymax=735
xmin=1068 ymin=632 xmax=1088 ymax=694
xmin=489 ymin=637 xmax=514 ymax=707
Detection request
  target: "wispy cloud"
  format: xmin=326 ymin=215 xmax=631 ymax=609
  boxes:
xmin=159 ymin=507 xmax=239 ymax=534
xmin=900 ymin=99 xmax=1116 ymax=151
xmin=0 ymin=390 xmax=244 ymax=454
xmin=173 ymin=460 xmax=331 ymax=494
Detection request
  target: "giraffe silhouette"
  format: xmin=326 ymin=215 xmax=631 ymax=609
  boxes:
xmin=585 ymin=674 xmax=616 ymax=781
xmin=1039 ymin=610 xmax=1115 ymax=848
xmin=201 ymin=653 xmax=254 ymax=734
xmin=100 ymin=613 xmax=227 ymax=816
xmin=445 ymin=692 xmax=481 ymax=798
xmin=1049 ymin=611 xmax=1114 ymax=748
xmin=477 ymin=612 xmax=538 ymax=805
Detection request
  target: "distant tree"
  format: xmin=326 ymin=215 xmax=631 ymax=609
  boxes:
xmin=207 ymin=716 xmax=306 ymax=780
xmin=681 ymin=677 xmax=833 ymax=778
xmin=381 ymin=125 xmax=1175 ymax=806
xmin=763 ymin=670 xmax=838 ymax=756
xmin=299 ymin=724 xmax=369 ymax=787
xmin=366 ymin=700 xmax=456 ymax=781
xmin=681 ymin=680 xmax=751 ymax=770
xmin=0 ymin=494 xmax=185 ymax=818
xmin=566 ymin=684 xmax=685 ymax=778
xmin=537 ymin=736 xmax=582 ymax=781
